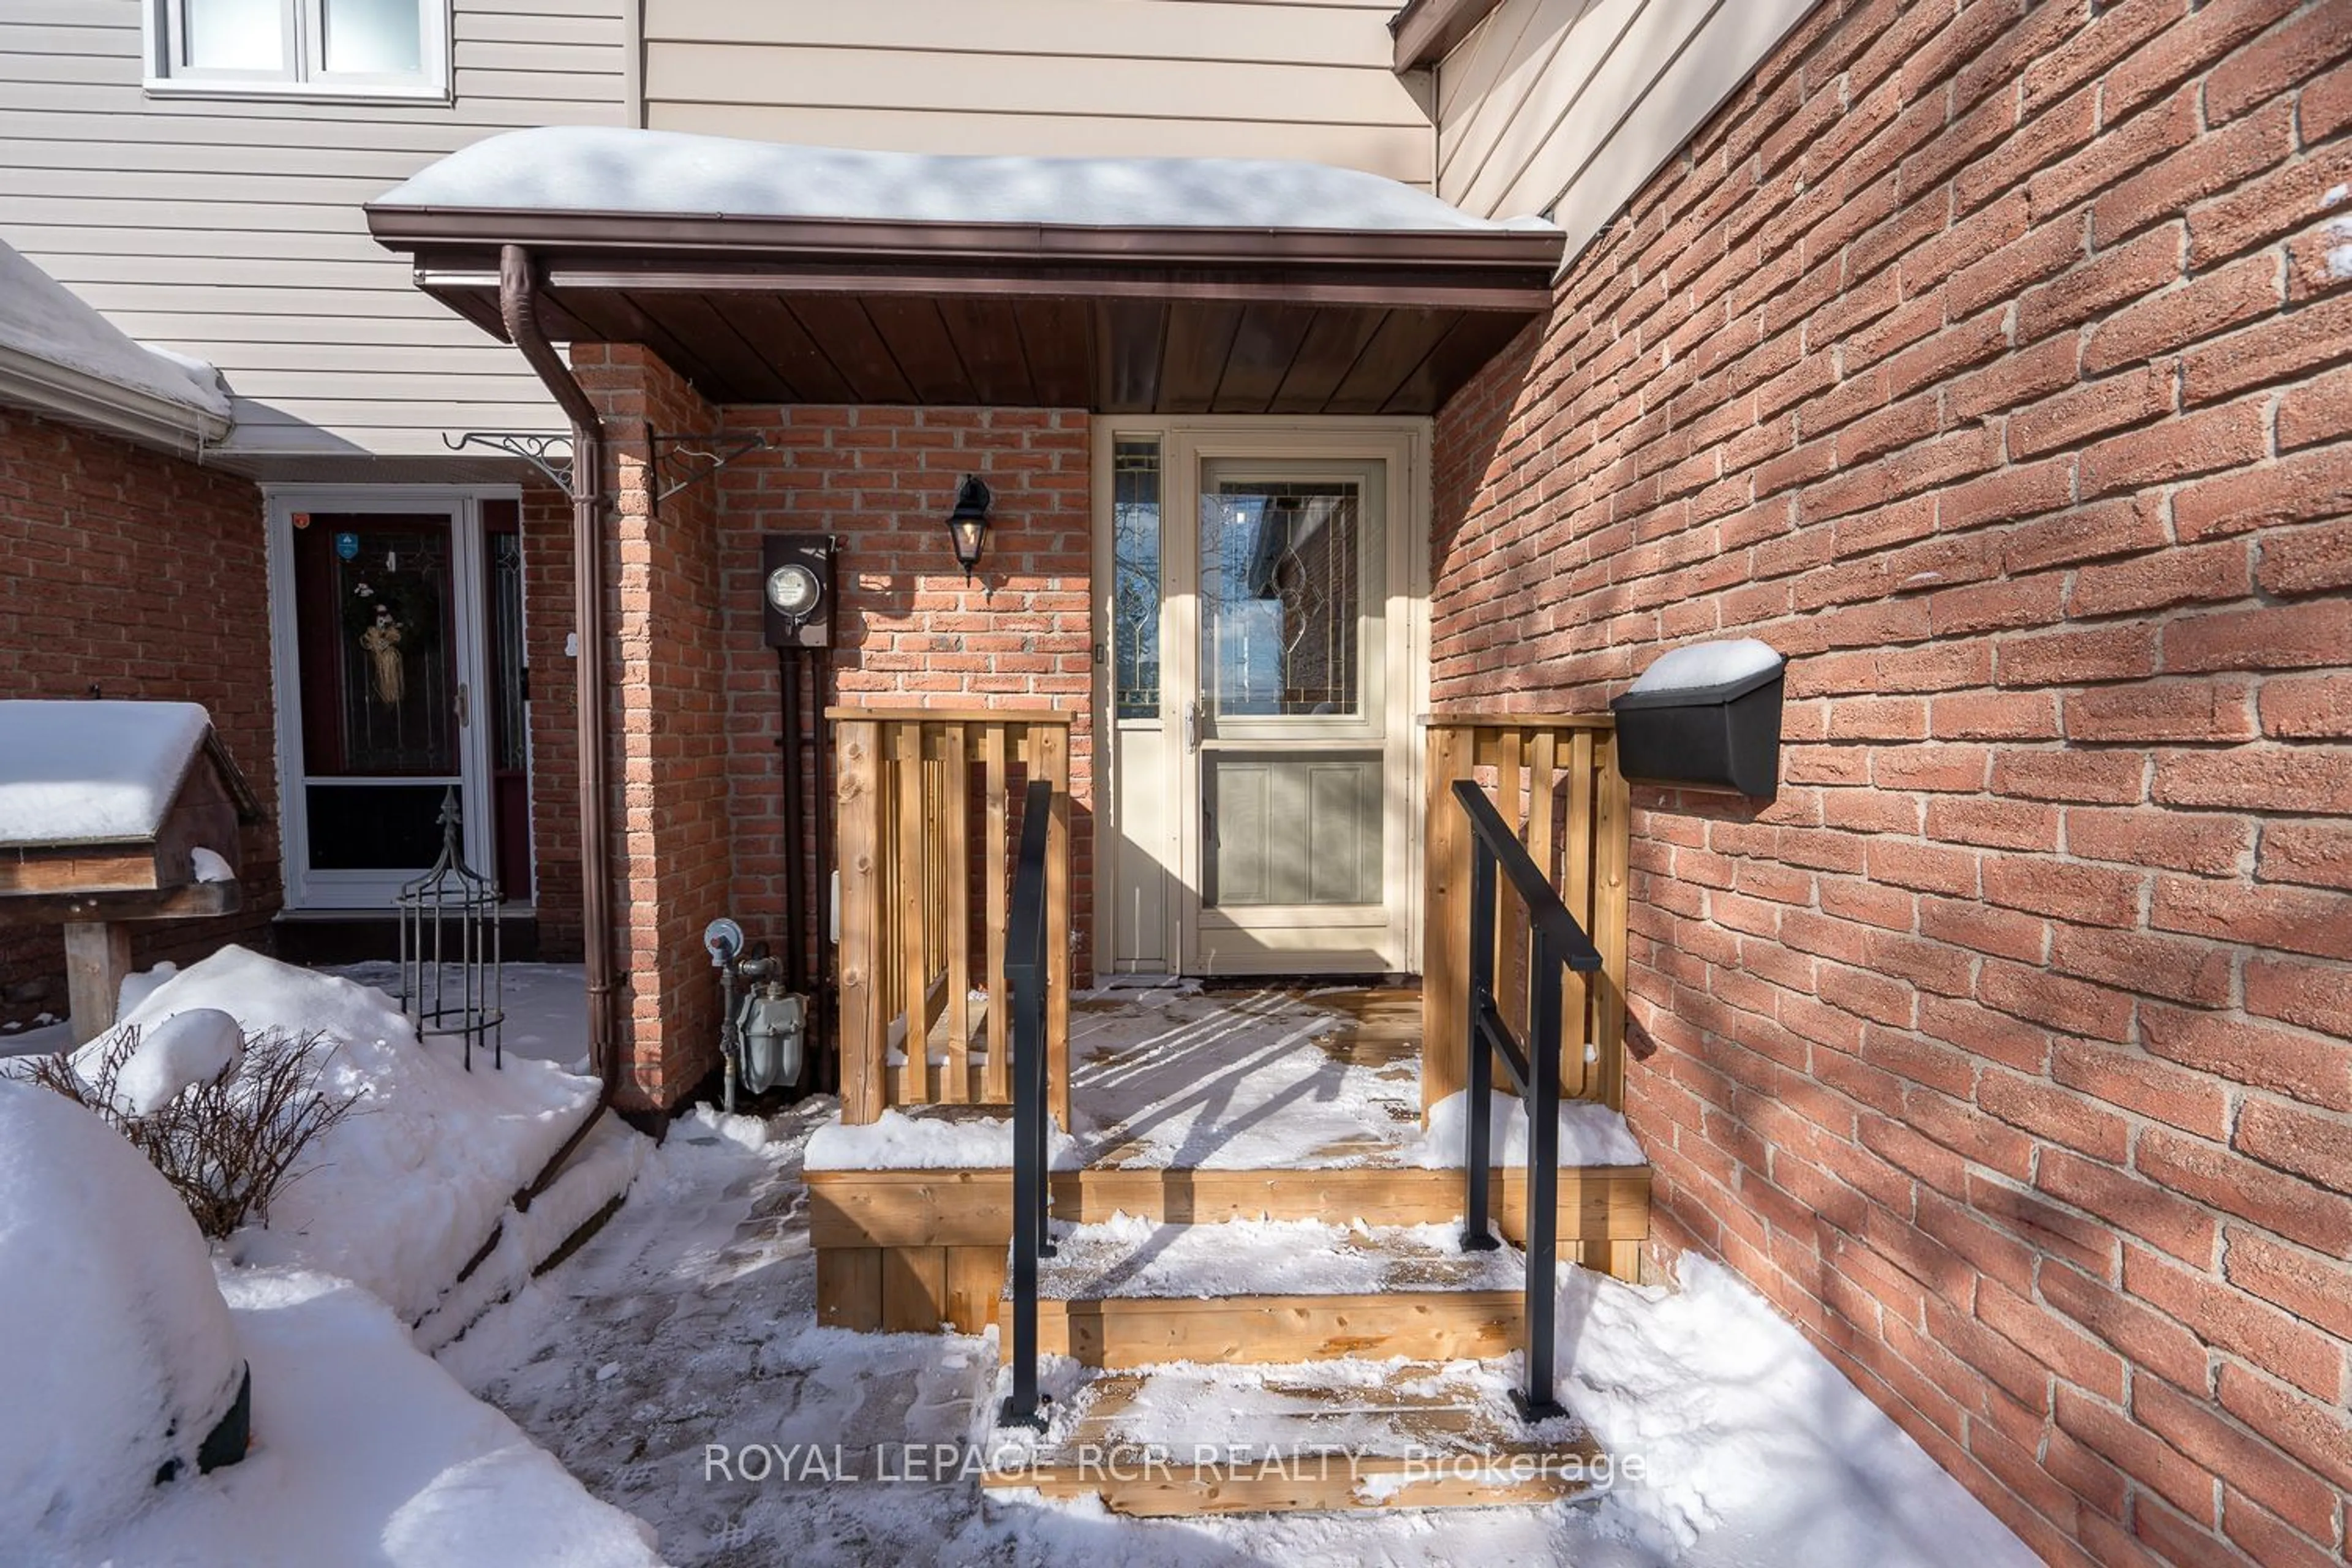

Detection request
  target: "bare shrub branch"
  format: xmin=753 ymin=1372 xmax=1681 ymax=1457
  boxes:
xmin=12 ymin=1027 xmax=364 ymax=1240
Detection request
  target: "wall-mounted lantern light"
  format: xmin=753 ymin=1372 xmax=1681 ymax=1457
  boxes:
xmin=946 ymin=475 xmax=992 ymax=578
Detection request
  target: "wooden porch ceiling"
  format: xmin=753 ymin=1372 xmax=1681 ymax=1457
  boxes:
xmin=364 ymin=207 xmax=1562 ymax=415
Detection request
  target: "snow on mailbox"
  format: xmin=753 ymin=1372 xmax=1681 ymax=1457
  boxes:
xmin=1609 ymin=639 xmax=1787 ymax=798
xmin=0 ymin=701 xmax=262 ymax=1042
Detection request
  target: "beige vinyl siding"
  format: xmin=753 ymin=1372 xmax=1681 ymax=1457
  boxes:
xmin=1434 ymin=0 xmax=1816 ymax=251
xmin=0 ymin=0 xmax=627 ymax=463
xmin=642 ymin=0 xmax=1436 ymax=189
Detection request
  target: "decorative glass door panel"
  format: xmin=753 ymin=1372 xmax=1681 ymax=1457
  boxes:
xmin=1202 ymin=481 xmax=1363 ymax=720
xmin=483 ymin=502 xmax=533 ymax=899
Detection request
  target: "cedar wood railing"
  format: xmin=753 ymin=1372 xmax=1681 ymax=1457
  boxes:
xmin=829 ymin=707 xmax=1071 ymax=1127
xmin=1423 ymin=715 xmax=1631 ymax=1117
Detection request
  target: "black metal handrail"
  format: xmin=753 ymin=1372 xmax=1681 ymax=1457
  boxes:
xmin=1452 ymin=778 xmax=1603 ymax=1422
xmin=1000 ymin=778 xmax=1057 ymax=1429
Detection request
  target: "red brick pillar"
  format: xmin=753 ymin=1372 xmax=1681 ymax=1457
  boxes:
xmin=574 ymin=344 xmax=732 ymax=1109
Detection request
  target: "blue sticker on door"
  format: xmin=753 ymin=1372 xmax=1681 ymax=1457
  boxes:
xmin=335 ymin=532 xmax=360 ymax=561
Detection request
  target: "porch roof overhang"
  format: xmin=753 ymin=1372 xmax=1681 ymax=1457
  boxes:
xmin=364 ymin=134 xmax=1565 ymax=416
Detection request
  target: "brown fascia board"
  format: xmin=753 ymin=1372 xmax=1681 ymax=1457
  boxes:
xmin=1390 ymin=0 xmax=1507 ymax=72
xmin=418 ymin=263 xmax=1555 ymax=319
xmin=364 ymin=205 xmax=1563 ymax=307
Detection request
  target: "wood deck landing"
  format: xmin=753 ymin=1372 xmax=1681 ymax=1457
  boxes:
xmin=810 ymin=982 xmax=1649 ymax=1336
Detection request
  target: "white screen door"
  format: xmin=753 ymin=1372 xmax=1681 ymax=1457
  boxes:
xmin=1101 ymin=426 xmax=1422 ymax=976
xmin=269 ymin=494 xmax=500 ymax=909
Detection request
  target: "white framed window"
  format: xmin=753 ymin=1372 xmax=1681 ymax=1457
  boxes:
xmin=146 ymin=0 xmax=450 ymax=100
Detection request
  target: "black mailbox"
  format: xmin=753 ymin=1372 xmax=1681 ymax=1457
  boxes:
xmin=1610 ymin=639 xmax=1787 ymax=797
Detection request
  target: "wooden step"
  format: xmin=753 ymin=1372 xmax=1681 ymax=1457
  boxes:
xmin=1007 ymin=1216 xmax=1528 ymax=1367
xmin=1025 ymin=1289 xmax=1526 ymax=1367
xmin=811 ymin=1162 xmax=1649 ymax=1242
xmin=812 ymin=1161 xmax=1649 ymax=1333
xmin=985 ymin=1359 xmax=1605 ymax=1515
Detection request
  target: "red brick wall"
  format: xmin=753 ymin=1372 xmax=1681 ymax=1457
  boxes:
xmin=713 ymin=405 xmax=1096 ymax=992
xmin=0 ymin=407 xmax=280 ymax=1023
xmin=569 ymin=344 xmax=736 ymax=1108
xmin=1432 ymin=2 xmax=2352 ymax=1564
xmin=560 ymin=355 xmax=1094 ymax=1105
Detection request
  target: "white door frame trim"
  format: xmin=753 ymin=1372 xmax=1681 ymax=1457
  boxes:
xmin=1088 ymin=417 xmax=1431 ymax=979
xmin=261 ymin=484 xmax=523 ymax=912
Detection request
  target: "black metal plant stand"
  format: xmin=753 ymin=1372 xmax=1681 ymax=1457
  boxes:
xmin=397 ymin=787 xmax=506 ymax=1071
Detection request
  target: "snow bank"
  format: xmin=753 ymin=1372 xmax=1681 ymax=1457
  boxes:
xmin=78 ymin=1006 xmax=243 ymax=1115
xmin=377 ymin=126 xmax=1554 ymax=234
xmin=1561 ymin=1257 xmax=2035 ymax=1566
xmin=1627 ymin=637 xmax=1784 ymax=695
xmin=0 ymin=238 xmax=232 ymax=420
xmin=87 ymin=1268 xmax=662 ymax=1568
xmin=192 ymin=846 xmax=235 ymax=883
xmin=0 ymin=1082 xmax=245 ymax=1553
xmin=412 ymin=1114 xmax=647 ymax=1353
xmin=804 ymin=1105 xmax=1080 ymax=1170
xmin=673 ymin=1102 xmax=776 ymax=1152
xmin=119 ymin=959 xmax=180 ymax=1017
xmin=437 ymin=1088 xmax=2037 ymax=1568
xmin=116 ymin=946 xmax=604 ymax=1321
xmin=1400 ymin=1088 xmax=1648 ymax=1167
xmin=0 ymin=699 xmax=214 ymax=846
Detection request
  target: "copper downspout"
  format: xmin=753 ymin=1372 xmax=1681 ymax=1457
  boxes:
xmin=499 ymin=243 xmax=625 ymax=1185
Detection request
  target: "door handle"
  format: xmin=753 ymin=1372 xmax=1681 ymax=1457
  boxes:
xmin=1183 ymin=699 xmax=1201 ymax=754
xmin=456 ymin=682 xmax=470 ymax=728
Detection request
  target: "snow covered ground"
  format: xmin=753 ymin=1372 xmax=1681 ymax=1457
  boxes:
xmin=122 ymin=947 xmax=620 ymax=1322
xmin=2 ymin=949 xmax=659 ymax=1567
xmin=83 ymin=1269 xmax=661 ymax=1568
xmin=331 ymin=959 xmax=595 ymax=1073
xmin=0 ymin=1016 xmax=66 ymax=1055
xmin=445 ymin=1101 xmax=2035 ymax=1568
xmin=8 ymin=959 xmax=2032 ymax=1564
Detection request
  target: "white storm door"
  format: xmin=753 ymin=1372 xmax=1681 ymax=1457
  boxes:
xmin=1172 ymin=447 xmax=1415 ymax=974
xmin=269 ymin=493 xmax=498 ymax=910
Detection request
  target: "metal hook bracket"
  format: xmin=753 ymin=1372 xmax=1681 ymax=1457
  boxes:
xmin=442 ymin=430 xmax=577 ymax=497
xmin=650 ymin=429 xmax=771 ymax=507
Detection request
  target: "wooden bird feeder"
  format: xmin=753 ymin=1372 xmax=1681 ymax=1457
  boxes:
xmin=0 ymin=701 xmax=263 ymax=1042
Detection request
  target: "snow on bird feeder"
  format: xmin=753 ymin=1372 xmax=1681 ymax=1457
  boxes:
xmin=396 ymin=787 xmax=504 ymax=1071
xmin=0 ymin=700 xmax=261 ymax=1043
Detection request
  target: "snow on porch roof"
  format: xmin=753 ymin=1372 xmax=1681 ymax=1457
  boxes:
xmin=0 ymin=240 xmax=233 ymax=439
xmin=366 ymin=129 xmax=1565 ymax=414
xmin=373 ymin=126 xmax=1555 ymax=236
